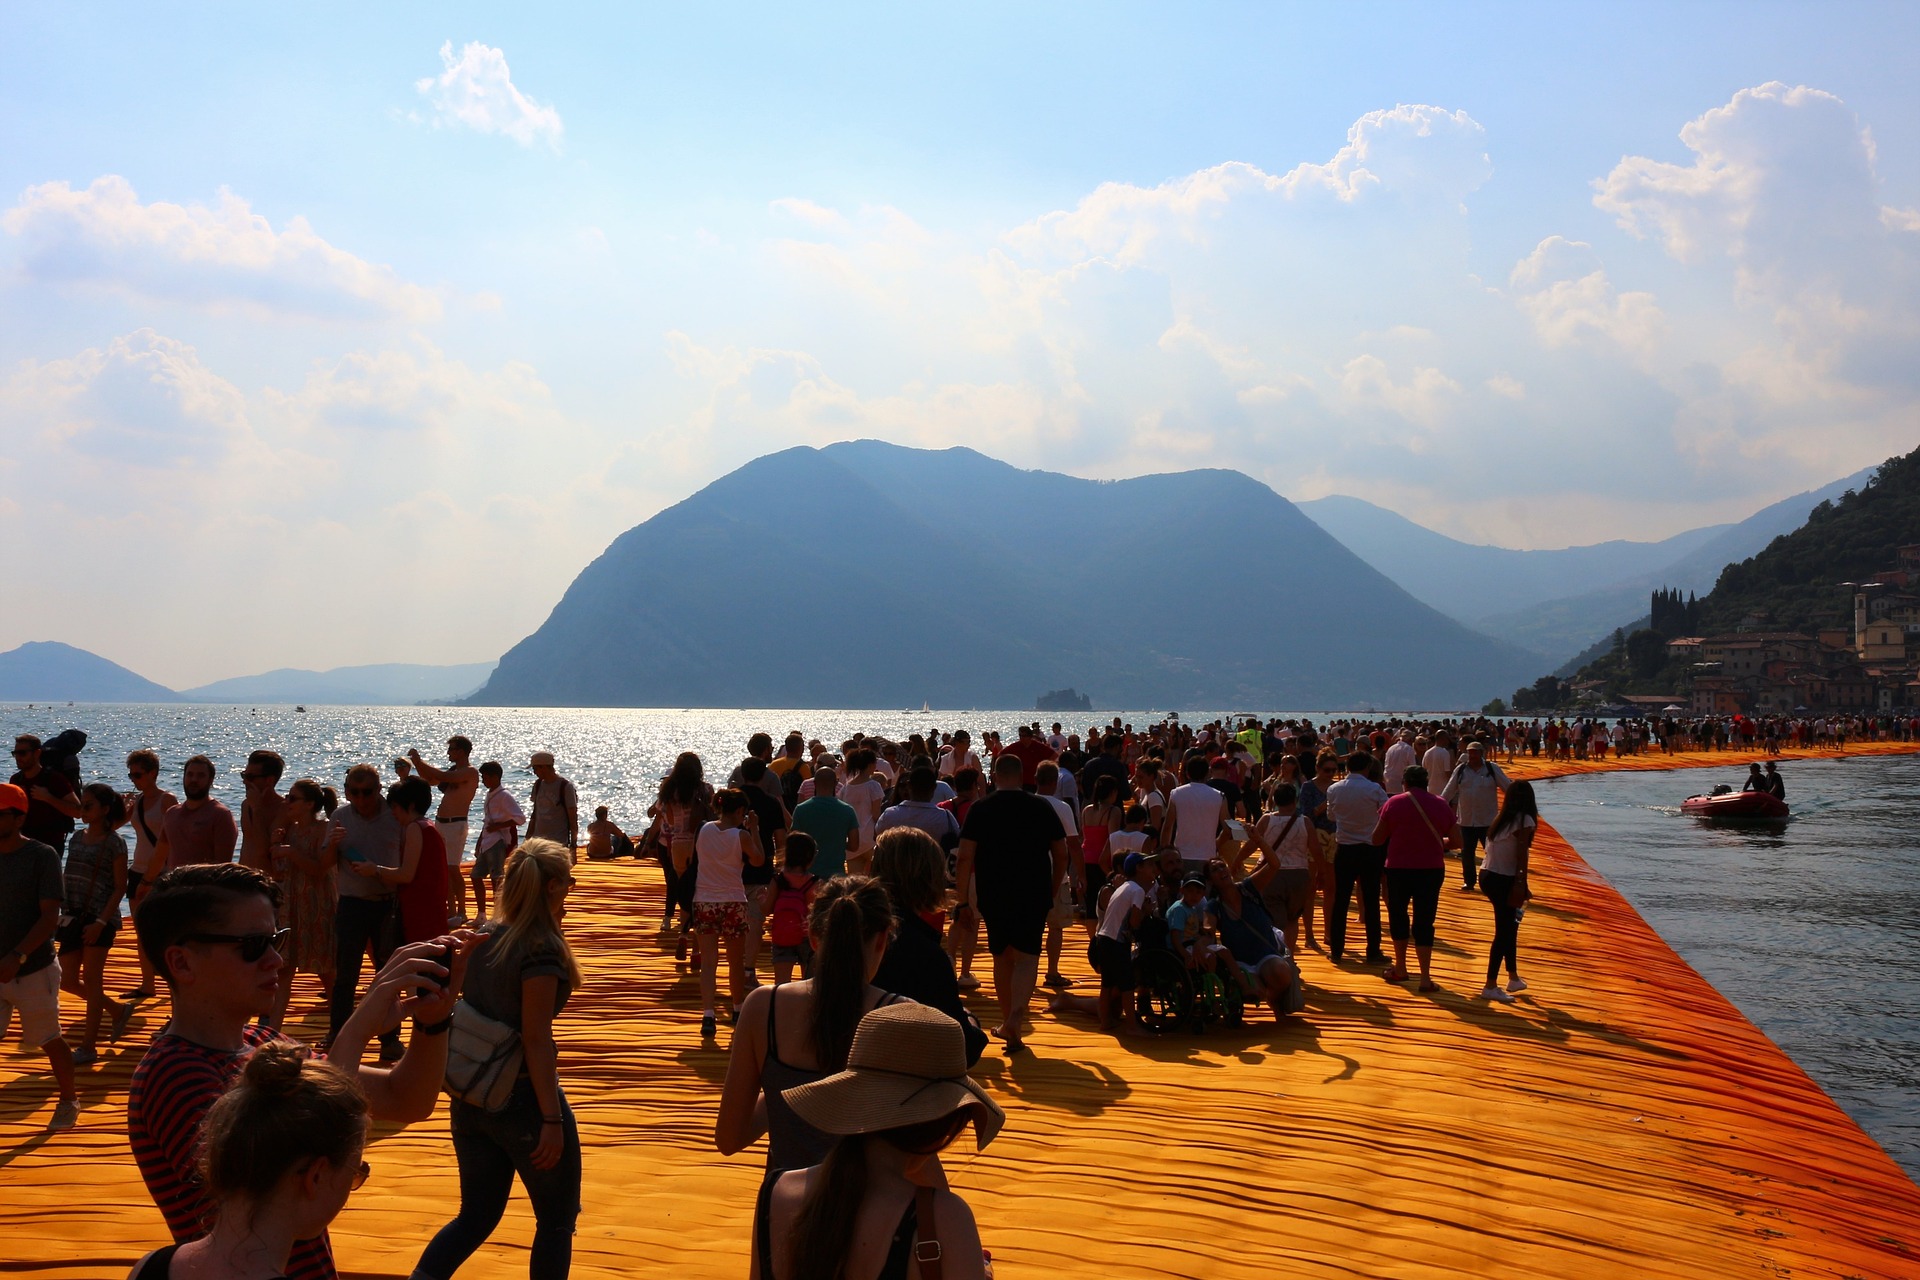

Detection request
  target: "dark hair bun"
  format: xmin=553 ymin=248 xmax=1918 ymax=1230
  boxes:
xmin=242 ymin=1039 xmax=309 ymax=1096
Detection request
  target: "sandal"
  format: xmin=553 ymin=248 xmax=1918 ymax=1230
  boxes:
xmin=1385 ymin=966 xmax=1409 ymax=982
xmin=1417 ymin=979 xmax=1439 ymax=993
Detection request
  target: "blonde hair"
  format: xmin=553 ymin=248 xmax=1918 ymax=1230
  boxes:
xmin=489 ymin=838 xmax=583 ymax=988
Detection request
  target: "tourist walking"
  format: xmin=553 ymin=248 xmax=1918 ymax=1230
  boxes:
xmin=56 ymin=783 xmax=135 ymax=1064
xmin=0 ymin=781 xmax=79 ymax=1128
xmin=754 ymin=1002 xmax=999 ymax=1280
xmin=1441 ymin=740 xmax=1509 ymax=892
xmin=327 ymin=763 xmax=404 ymax=1059
xmin=9 ymin=733 xmax=79 ymax=854
xmin=792 ymin=765 xmax=862 ymax=880
xmin=1370 ymin=765 xmax=1455 ymax=992
xmin=474 ymin=761 xmax=523 ymax=922
xmin=1325 ymin=753 xmax=1388 ymax=964
xmin=384 ymin=777 xmax=451 ymax=946
xmin=415 ymin=840 xmax=582 ymax=1280
xmin=267 ymin=779 xmax=339 ymax=1030
xmin=686 ymin=789 xmax=766 ymax=1038
xmin=657 ymin=753 xmax=712 ymax=950
xmin=953 ymin=754 xmax=1068 ymax=1054
xmin=1479 ymin=780 xmax=1538 ymax=1002
xmin=715 ymin=875 xmax=903 ymax=1173
xmin=236 ymin=749 xmax=287 ymax=873
xmin=870 ymin=828 xmax=987 ymax=1065
xmin=161 ymin=755 xmax=238 ymax=870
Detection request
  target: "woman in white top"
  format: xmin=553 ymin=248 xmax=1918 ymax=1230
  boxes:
xmin=1478 ymin=780 xmax=1538 ymax=1004
xmin=686 ymin=788 xmax=765 ymax=1039
xmin=1245 ymin=782 xmax=1316 ymax=951
xmin=838 ymin=748 xmax=886 ymax=871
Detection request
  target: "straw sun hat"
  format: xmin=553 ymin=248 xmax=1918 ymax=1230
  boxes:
xmin=783 ymin=1003 xmax=1005 ymax=1151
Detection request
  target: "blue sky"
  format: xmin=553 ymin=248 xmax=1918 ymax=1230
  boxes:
xmin=3 ymin=3 xmax=1917 ymax=684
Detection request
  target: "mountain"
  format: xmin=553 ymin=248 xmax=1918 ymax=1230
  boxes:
xmin=469 ymin=441 xmax=1540 ymax=709
xmin=181 ymin=662 xmax=497 ymax=705
xmin=0 ymin=641 xmax=183 ymax=703
xmin=1475 ymin=466 xmax=1877 ymax=662
xmin=1296 ymin=495 xmax=1728 ymax=623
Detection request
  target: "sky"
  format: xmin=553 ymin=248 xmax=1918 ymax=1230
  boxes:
xmin=3 ymin=2 xmax=1918 ymax=687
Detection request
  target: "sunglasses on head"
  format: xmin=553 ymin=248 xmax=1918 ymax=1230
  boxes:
xmin=181 ymin=928 xmax=291 ymax=962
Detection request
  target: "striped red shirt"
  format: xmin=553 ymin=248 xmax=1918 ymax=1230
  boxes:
xmin=127 ymin=1025 xmax=336 ymax=1280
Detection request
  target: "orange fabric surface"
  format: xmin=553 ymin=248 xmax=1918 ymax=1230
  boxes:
xmin=3 ymin=743 xmax=1917 ymax=1278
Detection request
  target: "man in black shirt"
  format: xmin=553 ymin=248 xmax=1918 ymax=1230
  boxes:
xmin=9 ymin=735 xmax=79 ymax=852
xmin=953 ymin=754 xmax=1067 ymax=1054
xmin=735 ymin=757 xmax=788 ymax=975
xmin=1077 ymin=734 xmax=1130 ymax=813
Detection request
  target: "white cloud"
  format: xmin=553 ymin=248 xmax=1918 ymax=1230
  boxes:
xmin=1510 ymin=236 xmax=1667 ymax=356
xmin=415 ymin=41 xmax=563 ymax=149
xmin=3 ymin=176 xmax=441 ymax=322
xmin=1484 ymin=374 xmax=1526 ymax=400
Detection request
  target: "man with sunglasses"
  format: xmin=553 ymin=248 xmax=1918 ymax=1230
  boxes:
xmin=160 ymin=755 xmax=237 ymax=871
xmin=130 ymin=861 xmax=473 ymax=1280
xmin=0 ymin=781 xmax=80 ymax=1129
xmin=236 ymin=749 xmax=287 ymax=872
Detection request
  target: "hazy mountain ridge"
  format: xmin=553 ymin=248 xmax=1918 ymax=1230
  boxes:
xmin=0 ymin=642 xmax=184 ymax=703
xmin=470 ymin=441 xmax=1539 ymax=709
xmin=0 ymin=643 xmax=494 ymax=706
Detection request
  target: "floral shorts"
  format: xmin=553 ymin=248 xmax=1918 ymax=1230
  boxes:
xmin=692 ymin=900 xmax=747 ymax=939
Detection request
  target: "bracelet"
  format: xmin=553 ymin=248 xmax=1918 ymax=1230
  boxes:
xmin=541 ymin=1115 xmax=563 ymax=1125
xmin=415 ymin=1015 xmax=454 ymax=1036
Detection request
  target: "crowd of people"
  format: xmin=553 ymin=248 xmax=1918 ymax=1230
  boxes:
xmin=0 ymin=708 xmax=1867 ymax=1278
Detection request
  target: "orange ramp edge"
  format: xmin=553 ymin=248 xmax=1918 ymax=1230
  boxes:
xmin=2 ymin=742 xmax=1916 ymax=1278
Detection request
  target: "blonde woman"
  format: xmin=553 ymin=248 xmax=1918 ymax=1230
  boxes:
xmin=415 ymin=839 xmax=583 ymax=1280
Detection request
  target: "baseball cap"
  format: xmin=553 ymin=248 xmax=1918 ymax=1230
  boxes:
xmin=1181 ymin=875 xmax=1207 ymax=891
xmin=1121 ymin=852 xmax=1147 ymax=876
xmin=0 ymin=782 xmax=27 ymax=814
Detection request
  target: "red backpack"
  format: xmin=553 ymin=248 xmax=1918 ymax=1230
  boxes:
xmin=770 ymin=873 xmax=817 ymax=948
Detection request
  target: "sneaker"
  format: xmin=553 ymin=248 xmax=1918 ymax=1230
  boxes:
xmin=49 ymin=1098 xmax=79 ymax=1130
xmin=1458 ymin=882 xmax=1478 ymax=892
xmin=956 ymin=974 xmax=981 ymax=991
xmin=700 ymin=1014 xmax=717 ymax=1039
xmin=1364 ymin=952 xmax=1389 ymax=966
xmin=1481 ymin=985 xmax=1515 ymax=1003
xmin=110 ymin=1000 xmax=135 ymax=1043
xmin=1507 ymin=976 xmax=1529 ymax=993
xmin=71 ymin=1046 xmax=97 ymax=1067
xmin=1042 ymin=973 xmax=1072 ymax=990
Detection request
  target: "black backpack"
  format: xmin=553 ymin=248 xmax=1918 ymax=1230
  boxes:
xmin=40 ymin=728 xmax=86 ymax=793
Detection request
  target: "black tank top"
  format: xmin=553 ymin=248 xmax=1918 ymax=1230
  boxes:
xmin=753 ymin=1175 xmax=917 ymax=1280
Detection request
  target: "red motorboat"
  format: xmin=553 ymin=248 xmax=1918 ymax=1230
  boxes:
xmin=1681 ymin=789 xmax=1789 ymax=820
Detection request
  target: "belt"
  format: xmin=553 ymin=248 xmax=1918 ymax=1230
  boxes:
xmin=436 ymin=815 xmax=469 ymax=825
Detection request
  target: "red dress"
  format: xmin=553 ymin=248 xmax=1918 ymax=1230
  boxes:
xmin=399 ymin=819 xmax=449 ymax=943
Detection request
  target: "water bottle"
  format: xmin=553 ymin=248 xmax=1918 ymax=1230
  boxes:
xmin=1513 ymin=903 xmax=1526 ymax=923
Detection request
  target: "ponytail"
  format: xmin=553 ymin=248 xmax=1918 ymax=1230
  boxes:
xmin=806 ymin=876 xmax=894 ymax=1073
xmin=787 ymin=1134 xmax=870 ymax=1280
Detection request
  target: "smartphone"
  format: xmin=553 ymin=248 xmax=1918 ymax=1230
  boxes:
xmin=339 ymin=846 xmax=369 ymax=865
xmin=430 ymin=942 xmax=454 ymax=989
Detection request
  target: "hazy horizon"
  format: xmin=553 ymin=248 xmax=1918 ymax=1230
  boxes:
xmin=5 ymin=3 xmax=1918 ymax=686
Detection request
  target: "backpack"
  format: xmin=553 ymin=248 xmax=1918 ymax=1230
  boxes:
xmin=769 ymin=873 xmax=816 ymax=948
xmin=40 ymin=728 xmax=86 ymax=793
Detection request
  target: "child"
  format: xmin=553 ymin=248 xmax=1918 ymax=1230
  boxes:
xmin=1164 ymin=876 xmax=1229 ymax=977
xmin=471 ymin=761 xmax=523 ymax=920
xmin=59 ymin=783 xmax=136 ymax=1065
xmin=767 ymin=833 xmax=820 ymax=985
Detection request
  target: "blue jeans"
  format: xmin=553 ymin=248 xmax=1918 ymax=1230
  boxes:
xmin=415 ymin=1082 xmax=581 ymax=1280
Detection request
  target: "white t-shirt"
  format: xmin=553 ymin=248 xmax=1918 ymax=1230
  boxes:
xmin=1326 ymin=774 xmax=1388 ymax=845
xmin=841 ymin=776 xmax=886 ymax=843
xmin=1044 ymin=795 xmax=1079 ymax=840
xmin=1258 ymin=810 xmax=1314 ymax=871
xmin=1383 ymin=741 xmax=1416 ymax=793
xmin=937 ymin=748 xmax=981 ymax=778
xmin=1481 ymin=815 xmax=1537 ymax=878
xmin=1421 ymin=746 xmax=1454 ymax=786
xmin=1099 ymin=877 xmax=1147 ymax=940
xmin=478 ymin=788 xmax=526 ymax=852
xmin=694 ymin=821 xmax=753 ymax=903
xmin=1106 ymin=829 xmax=1149 ymax=857
xmin=1167 ymin=781 xmax=1226 ymax=863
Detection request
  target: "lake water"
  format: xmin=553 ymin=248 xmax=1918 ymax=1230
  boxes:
xmin=10 ymin=703 xmax=1915 ymax=1181
xmin=1539 ymin=754 xmax=1920 ymax=1181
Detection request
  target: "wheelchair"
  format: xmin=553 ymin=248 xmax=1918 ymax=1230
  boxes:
xmin=1132 ymin=932 xmax=1247 ymax=1034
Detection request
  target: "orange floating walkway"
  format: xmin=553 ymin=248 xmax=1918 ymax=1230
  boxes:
xmin=3 ymin=743 xmax=1917 ymax=1278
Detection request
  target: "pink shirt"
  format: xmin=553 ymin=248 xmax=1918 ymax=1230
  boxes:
xmin=1374 ymin=791 xmax=1454 ymax=870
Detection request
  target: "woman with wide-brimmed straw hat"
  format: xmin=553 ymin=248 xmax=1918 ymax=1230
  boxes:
xmin=753 ymin=1002 xmax=1002 ymax=1280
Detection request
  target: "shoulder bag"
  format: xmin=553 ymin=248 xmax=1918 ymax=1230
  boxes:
xmin=443 ymin=999 xmax=524 ymax=1112
xmin=1408 ymin=794 xmax=1460 ymax=852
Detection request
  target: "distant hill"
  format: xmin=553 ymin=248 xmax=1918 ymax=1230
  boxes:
xmin=1477 ymin=466 xmax=1875 ymax=661
xmin=0 ymin=641 xmax=183 ymax=703
xmin=470 ymin=441 xmax=1539 ymax=709
xmin=182 ymin=662 xmax=497 ymax=705
xmin=1307 ymin=467 xmax=1874 ymax=665
xmin=1297 ymin=495 xmax=1726 ymax=625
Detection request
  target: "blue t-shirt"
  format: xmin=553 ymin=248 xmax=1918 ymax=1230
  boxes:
xmin=1208 ymin=879 xmax=1281 ymax=966
xmin=1165 ymin=900 xmax=1206 ymax=953
xmin=1296 ymin=779 xmax=1334 ymax=833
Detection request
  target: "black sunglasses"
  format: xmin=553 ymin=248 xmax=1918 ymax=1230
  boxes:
xmin=351 ymin=1160 xmax=371 ymax=1191
xmin=181 ymin=928 xmax=291 ymax=962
